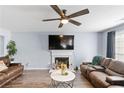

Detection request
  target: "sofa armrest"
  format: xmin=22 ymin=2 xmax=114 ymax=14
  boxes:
xmin=82 ymin=62 xmax=92 ymax=65
xmin=91 ymin=65 xmax=105 ymax=72
xmin=87 ymin=66 xmax=96 ymax=73
xmin=10 ymin=63 xmax=22 ymax=66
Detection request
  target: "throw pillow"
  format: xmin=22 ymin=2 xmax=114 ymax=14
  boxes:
xmin=0 ymin=56 xmax=10 ymax=67
xmin=92 ymin=56 xmax=103 ymax=65
xmin=0 ymin=60 xmax=8 ymax=72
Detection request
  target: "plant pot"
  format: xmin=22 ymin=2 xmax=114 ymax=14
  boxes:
xmin=11 ymin=58 xmax=14 ymax=61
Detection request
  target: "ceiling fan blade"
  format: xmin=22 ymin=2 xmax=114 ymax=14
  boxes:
xmin=69 ymin=19 xmax=81 ymax=26
xmin=58 ymin=23 xmax=63 ymax=28
xmin=50 ymin=5 xmax=65 ymax=18
xmin=67 ymin=9 xmax=89 ymax=18
xmin=42 ymin=18 xmax=61 ymax=21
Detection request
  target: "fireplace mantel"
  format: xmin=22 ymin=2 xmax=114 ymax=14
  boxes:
xmin=51 ymin=50 xmax=74 ymax=55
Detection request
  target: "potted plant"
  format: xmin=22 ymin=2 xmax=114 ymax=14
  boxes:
xmin=6 ymin=40 xmax=17 ymax=61
xmin=74 ymin=66 xmax=78 ymax=72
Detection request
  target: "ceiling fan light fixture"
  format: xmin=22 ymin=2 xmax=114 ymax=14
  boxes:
xmin=43 ymin=5 xmax=89 ymax=28
xmin=61 ymin=19 xmax=69 ymax=24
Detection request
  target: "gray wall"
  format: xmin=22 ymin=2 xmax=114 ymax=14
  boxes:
xmin=0 ymin=36 xmax=4 ymax=56
xmin=97 ymin=32 xmax=107 ymax=57
xmin=0 ymin=28 xmax=11 ymax=56
xmin=12 ymin=32 xmax=99 ymax=69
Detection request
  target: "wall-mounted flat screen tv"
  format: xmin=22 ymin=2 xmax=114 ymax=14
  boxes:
xmin=49 ymin=35 xmax=74 ymax=50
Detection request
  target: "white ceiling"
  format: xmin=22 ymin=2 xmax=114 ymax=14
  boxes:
xmin=1 ymin=5 xmax=124 ymax=32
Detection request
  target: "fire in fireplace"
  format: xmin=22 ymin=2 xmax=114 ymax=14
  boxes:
xmin=55 ymin=57 xmax=69 ymax=68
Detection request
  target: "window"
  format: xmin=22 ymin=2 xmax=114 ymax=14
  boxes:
xmin=115 ymin=31 xmax=124 ymax=61
xmin=0 ymin=36 xmax=4 ymax=56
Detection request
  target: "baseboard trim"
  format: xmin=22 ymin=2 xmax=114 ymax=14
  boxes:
xmin=24 ymin=68 xmax=49 ymax=70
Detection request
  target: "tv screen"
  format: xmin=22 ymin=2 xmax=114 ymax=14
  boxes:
xmin=49 ymin=35 xmax=74 ymax=50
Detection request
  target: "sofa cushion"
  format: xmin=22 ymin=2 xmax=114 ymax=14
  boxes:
xmin=0 ymin=73 xmax=5 ymax=77
xmin=100 ymin=58 xmax=112 ymax=68
xmin=89 ymin=71 xmax=110 ymax=87
xmin=80 ymin=64 xmax=98 ymax=78
xmin=106 ymin=76 xmax=124 ymax=86
xmin=108 ymin=60 xmax=124 ymax=75
xmin=105 ymin=68 xmax=124 ymax=77
xmin=87 ymin=66 xmax=96 ymax=72
xmin=86 ymin=66 xmax=96 ymax=78
xmin=0 ymin=73 xmax=10 ymax=85
xmin=2 ymin=65 xmax=23 ymax=78
xmin=0 ymin=61 xmax=8 ymax=72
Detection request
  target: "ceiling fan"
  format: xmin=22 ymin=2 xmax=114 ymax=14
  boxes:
xmin=42 ymin=5 xmax=89 ymax=28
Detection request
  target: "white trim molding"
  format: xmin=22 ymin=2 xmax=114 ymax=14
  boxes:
xmin=50 ymin=50 xmax=74 ymax=68
xmin=24 ymin=68 xmax=49 ymax=70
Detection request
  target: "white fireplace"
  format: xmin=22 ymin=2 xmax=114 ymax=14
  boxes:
xmin=50 ymin=50 xmax=74 ymax=69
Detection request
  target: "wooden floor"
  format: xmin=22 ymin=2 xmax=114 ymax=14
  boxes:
xmin=4 ymin=70 xmax=93 ymax=88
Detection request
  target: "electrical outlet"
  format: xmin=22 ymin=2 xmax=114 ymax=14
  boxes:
xmin=25 ymin=62 xmax=29 ymax=67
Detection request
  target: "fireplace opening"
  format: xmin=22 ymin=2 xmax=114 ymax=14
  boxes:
xmin=55 ymin=57 xmax=69 ymax=68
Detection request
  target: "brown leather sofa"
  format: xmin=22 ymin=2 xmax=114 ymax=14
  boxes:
xmin=80 ymin=57 xmax=124 ymax=88
xmin=0 ymin=56 xmax=24 ymax=87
